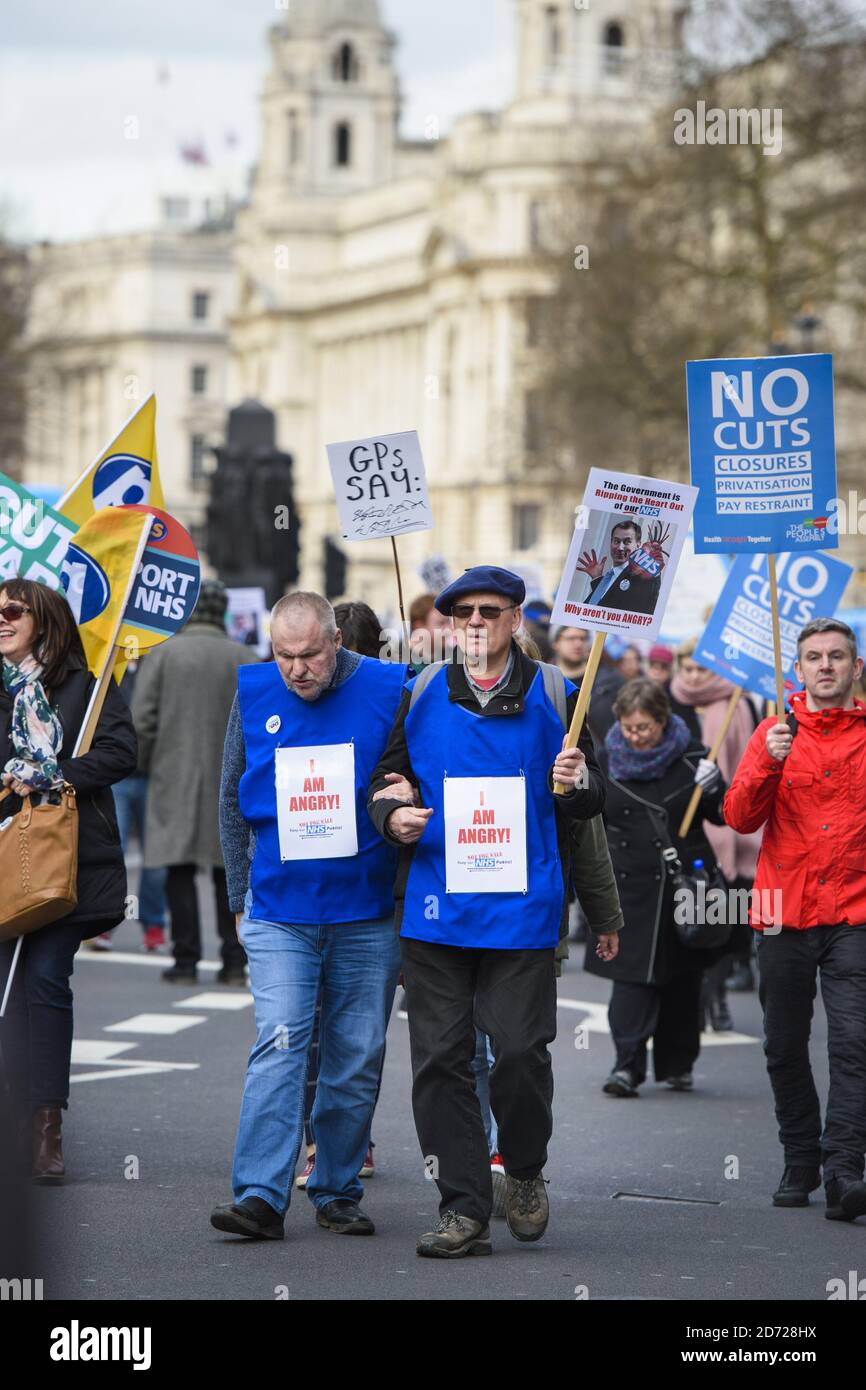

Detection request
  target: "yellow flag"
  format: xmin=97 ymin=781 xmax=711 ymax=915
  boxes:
xmin=56 ymin=395 xmax=165 ymax=529
xmin=60 ymin=508 xmax=152 ymax=680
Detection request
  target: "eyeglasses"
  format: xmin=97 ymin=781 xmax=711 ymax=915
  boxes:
xmin=451 ymin=603 xmax=516 ymax=621
xmin=0 ymin=603 xmax=30 ymax=623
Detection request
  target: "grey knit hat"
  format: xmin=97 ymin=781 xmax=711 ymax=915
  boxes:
xmin=190 ymin=579 xmax=229 ymax=626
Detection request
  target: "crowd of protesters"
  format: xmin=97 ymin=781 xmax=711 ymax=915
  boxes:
xmin=2 ymin=568 xmax=865 ymax=1245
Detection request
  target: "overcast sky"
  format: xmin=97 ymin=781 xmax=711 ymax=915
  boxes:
xmin=0 ymin=0 xmax=514 ymax=243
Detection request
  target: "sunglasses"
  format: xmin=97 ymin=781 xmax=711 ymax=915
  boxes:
xmin=0 ymin=603 xmax=31 ymax=623
xmin=451 ymin=603 xmax=516 ymax=621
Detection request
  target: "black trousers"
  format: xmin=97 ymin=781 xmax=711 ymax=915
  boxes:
xmin=608 ymin=970 xmax=703 ymax=1084
xmin=757 ymin=924 xmax=866 ymax=1181
xmin=165 ymin=864 xmax=245 ymax=971
xmin=400 ymin=936 xmax=557 ymax=1226
xmin=0 ymin=919 xmax=101 ymax=1113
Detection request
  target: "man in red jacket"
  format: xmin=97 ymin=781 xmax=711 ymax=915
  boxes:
xmin=725 ymin=617 xmax=866 ymax=1222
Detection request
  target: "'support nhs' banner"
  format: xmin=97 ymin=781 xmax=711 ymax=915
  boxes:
xmin=687 ymin=353 xmax=837 ymax=554
xmin=695 ymin=550 xmax=853 ymax=700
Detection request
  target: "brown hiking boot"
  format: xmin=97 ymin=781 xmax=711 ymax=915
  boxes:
xmin=416 ymin=1210 xmax=492 ymax=1259
xmin=505 ymin=1175 xmax=549 ymax=1242
xmin=32 ymin=1107 xmax=64 ymax=1184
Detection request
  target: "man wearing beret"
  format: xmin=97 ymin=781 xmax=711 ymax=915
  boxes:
xmin=368 ymin=566 xmax=611 ymax=1258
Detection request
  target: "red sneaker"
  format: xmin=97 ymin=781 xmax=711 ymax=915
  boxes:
xmin=88 ymin=933 xmax=113 ymax=952
xmin=490 ymin=1153 xmax=506 ymax=1218
xmin=296 ymin=1151 xmax=316 ymax=1189
xmin=143 ymin=926 xmax=166 ymax=952
xmin=359 ymin=1145 xmax=375 ymax=1179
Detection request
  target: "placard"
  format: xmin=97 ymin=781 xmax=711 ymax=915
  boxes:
xmin=687 ymin=353 xmax=837 ymax=553
xmin=275 ymin=743 xmax=358 ymax=861
xmin=695 ymin=550 xmax=852 ymax=700
xmin=551 ymin=469 xmax=697 ymax=641
xmin=443 ymin=776 xmax=527 ymax=894
xmin=326 ymin=430 xmax=434 ymax=541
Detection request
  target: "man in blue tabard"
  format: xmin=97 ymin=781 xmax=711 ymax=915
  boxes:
xmin=368 ymin=567 xmax=610 ymax=1257
xmin=211 ymin=592 xmax=405 ymax=1241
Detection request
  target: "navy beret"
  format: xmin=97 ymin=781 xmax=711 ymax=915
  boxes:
xmin=434 ymin=566 xmax=526 ymax=615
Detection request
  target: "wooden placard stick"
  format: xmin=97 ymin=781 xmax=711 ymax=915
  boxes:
xmin=677 ymin=684 xmax=743 ymax=838
xmin=767 ymin=553 xmax=787 ymax=717
xmin=391 ymin=534 xmax=411 ymax=661
xmin=553 ymin=630 xmax=606 ymax=795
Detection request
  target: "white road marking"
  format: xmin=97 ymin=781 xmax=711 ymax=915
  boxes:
xmin=71 ymin=1040 xmax=138 ymax=1063
xmin=71 ymin=1060 xmax=200 ymax=1084
xmin=104 ymin=1013 xmax=208 ymax=1035
xmin=75 ymin=949 xmax=224 ymax=970
xmin=173 ymin=992 xmax=252 ymax=1010
xmin=557 ymin=996 xmax=760 ymax=1046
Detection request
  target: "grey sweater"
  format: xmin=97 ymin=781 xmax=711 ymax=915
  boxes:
xmin=219 ymin=647 xmax=363 ymax=913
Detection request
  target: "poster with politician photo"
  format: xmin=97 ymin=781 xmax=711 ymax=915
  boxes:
xmin=551 ymin=469 xmax=698 ymax=641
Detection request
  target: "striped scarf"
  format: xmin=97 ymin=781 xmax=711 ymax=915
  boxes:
xmin=2 ymin=654 xmax=65 ymax=791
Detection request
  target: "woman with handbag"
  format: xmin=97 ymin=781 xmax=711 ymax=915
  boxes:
xmin=584 ymin=678 xmax=729 ymax=1098
xmin=0 ymin=578 xmax=137 ymax=1181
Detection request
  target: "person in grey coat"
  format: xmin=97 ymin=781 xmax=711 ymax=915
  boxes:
xmin=132 ymin=580 xmax=258 ymax=984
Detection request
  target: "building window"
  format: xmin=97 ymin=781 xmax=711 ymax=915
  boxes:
xmin=334 ymin=122 xmax=352 ymax=167
xmin=191 ymin=364 xmax=208 ymax=396
xmin=332 ymin=42 xmax=359 ymax=83
xmin=524 ymin=390 xmax=544 ymax=455
xmin=192 ymin=291 xmax=210 ymax=321
xmin=545 ymin=5 xmax=563 ymax=65
xmin=288 ymin=110 xmax=303 ymax=166
xmin=513 ymin=503 xmax=541 ymax=552
xmin=162 ymin=196 xmax=190 ymax=223
xmin=603 ymin=21 xmax=625 ymax=75
xmin=190 ymin=433 xmax=208 ymax=485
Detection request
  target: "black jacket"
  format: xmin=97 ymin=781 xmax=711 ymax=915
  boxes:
xmin=587 ymin=571 xmax=661 ymax=614
xmin=367 ymin=646 xmax=606 ymax=932
xmin=583 ymin=741 xmax=727 ymax=986
xmin=0 ymin=664 xmax=138 ymax=932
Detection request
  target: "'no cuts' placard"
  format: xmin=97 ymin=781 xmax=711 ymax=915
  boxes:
xmin=444 ymin=776 xmax=527 ymax=894
xmin=551 ymin=469 xmax=697 ymax=641
xmin=695 ymin=550 xmax=853 ymax=701
xmin=687 ymin=353 xmax=837 ymax=554
xmin=326 ymin=431 xmax=434 ymax=542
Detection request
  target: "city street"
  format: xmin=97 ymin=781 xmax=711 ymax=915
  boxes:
xmin=34 ymin=892 xmax=864 ymax=1303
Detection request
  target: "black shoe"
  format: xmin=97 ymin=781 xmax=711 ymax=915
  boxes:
xmin=825 ymin=1176 xmax=866 ymax=1222
xmin=210 ymin=1196 xmax=284 ymax=1240
xmin=162 ymin=965 xmax=197 ymax=983
xmin=216 ymin=968 xmax=247 ymax=987
xmin=665 ymin=1073 xmax=694 ymax=1092
xmin=602 ymin=1069 xmax=640 ymax=1097
xmin=726 ymin=962 xmax=755 ymax=992
xmin=315 ymin=1199 xmax=375 ymax=1235
xmin=772 ymin=1165 xmax=821 ymax=1208
xmin=708 ymin=996 xmax=734 ymax=1031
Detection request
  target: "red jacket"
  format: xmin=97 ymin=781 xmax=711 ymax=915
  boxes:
xmin=724 ymin=691 xmax=866 ymax=930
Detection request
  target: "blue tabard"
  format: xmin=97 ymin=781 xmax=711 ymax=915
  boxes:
xmin=237 ymin=657 xmax=404 ymax=925
xmin=401 ymin=665 xmax=573 ymax=950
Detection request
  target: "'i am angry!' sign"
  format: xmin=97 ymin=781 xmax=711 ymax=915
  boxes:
xmin=687 ymin=354 xmax=837 ymax=554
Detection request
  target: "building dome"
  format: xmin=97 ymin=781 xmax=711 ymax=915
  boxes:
xmin=283 ymin=0 xmax=383 ymax=34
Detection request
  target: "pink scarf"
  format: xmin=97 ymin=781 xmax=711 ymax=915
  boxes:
xmin=669 ymin=670 xmax=763 ymax=881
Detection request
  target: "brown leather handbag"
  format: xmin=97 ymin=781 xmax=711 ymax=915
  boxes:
xmin=0 ymin=784 xmax=79 ymax=941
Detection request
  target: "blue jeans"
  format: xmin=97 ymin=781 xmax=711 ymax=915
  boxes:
xmin=471 ymin=1028 xmax=498 ymax=1155
xmin=112 ymin=775 xmax=167 ymax=927
xmin=231 ymin=893 xmax=400 ymax=1214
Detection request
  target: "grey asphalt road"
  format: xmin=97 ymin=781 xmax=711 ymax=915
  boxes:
xmin=30 ymin=885 xmax=865 ymax=1303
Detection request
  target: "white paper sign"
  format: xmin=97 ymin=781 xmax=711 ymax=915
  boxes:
xmin=444 ymin=776 xmax=527 ymax=894
xmin=326 ymin=430 xmax=434 ymax=542
xmin=417 ymin=554 xmax=452 ymax=593
xmin=275 ymin=743 xmax=358 ymax=861
xmin=551 ymin=468 xmax=698 ymax=642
